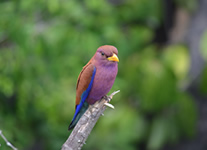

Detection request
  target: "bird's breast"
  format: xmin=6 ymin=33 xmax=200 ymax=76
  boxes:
xmin=86 ymin=64 xmax=118 ymax=104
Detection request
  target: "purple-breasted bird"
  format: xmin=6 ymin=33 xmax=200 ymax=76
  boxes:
xmin=68 ymin=45 xmax=119 ymax=130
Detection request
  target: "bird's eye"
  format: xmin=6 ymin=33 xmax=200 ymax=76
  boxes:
xmin=101 ymin=52 xmax=105 ymax=56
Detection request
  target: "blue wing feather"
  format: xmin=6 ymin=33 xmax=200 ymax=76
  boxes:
xmin=69 ymin=66 xmax=96 ymax=130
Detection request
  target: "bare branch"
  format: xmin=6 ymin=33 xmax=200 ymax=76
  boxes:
xmin=61 ymin=90 xmax=120 ymax=150
xmin=0 ymin=129 xmax=18 ymax=150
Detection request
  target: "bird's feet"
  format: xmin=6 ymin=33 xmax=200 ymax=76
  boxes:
xmin=103 ymin=90 xmax=120 ymax=109
xmin=104 ymin=103 xmax=115 ymax=109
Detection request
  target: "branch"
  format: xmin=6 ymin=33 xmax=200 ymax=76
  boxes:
xmin=61 ymin=90 xmax=120 ymax=150
xmin=0 ymin=129 xmax=18 ymax=150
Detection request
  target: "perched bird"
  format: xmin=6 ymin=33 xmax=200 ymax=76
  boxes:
xmin=68 ymin=45 xmax=119 ymax=130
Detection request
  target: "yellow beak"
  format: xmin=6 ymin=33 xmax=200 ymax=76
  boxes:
xmin=107 ymin=53 xmax=119 ymax=62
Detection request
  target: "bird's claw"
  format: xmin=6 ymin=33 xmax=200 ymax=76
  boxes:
xmin=103 ymin=90 xmax=119 ymax=109
xmin=104 ymin=102 xmax=115 ymax=109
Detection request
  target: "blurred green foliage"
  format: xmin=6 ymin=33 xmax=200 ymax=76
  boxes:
xmin=200 ymin=30 xmax=207 ymax=95
xmin=175 ymin=0 xmax=197 ymax=11
xmin=200 ymin=29 xmax=207 ymax=61
xmin=0 ymin=0 xmax=198 ymax=150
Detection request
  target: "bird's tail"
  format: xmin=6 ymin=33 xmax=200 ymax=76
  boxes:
xmin=68 ymin=102 xmax=89 ymax=130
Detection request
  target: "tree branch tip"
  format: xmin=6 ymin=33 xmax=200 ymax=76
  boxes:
xmin=111 ymin=90 xmax=120 ymax=95
xmin=109 ymin=90 xmax=120 ymax=98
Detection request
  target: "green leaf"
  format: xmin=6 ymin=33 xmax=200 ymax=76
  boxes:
xmin=147 ymin=117 xmax=168 ymax=150
xmin=162 ymin=45 xmax=190 ymax=81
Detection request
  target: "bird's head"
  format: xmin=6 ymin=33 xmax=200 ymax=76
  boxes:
xmin=94 ymin=45 xmax=119 ymax=66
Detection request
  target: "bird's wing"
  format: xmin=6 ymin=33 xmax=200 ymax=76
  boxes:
xmin=73 ymin=62 xmax=96 ymax=120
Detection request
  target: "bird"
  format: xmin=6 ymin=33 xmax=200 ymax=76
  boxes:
xmin=68 ymin=45 xmax=119 ymax=130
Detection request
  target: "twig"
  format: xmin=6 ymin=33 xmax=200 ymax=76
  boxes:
xmin=61 ymin=90 xmax=120 ymax=150
xmin=0 ymin=129 xmax=18 ymax=150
